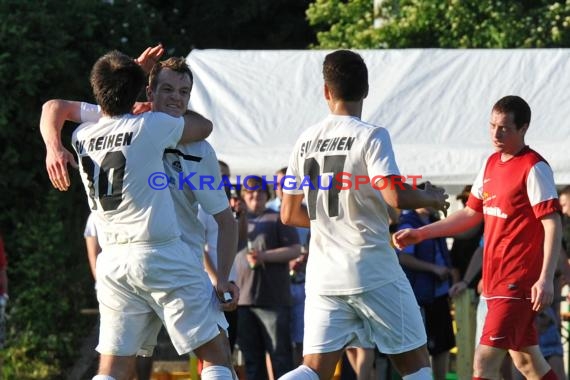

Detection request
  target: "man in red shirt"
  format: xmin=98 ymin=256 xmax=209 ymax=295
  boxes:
xmin=394 ymin=96 xmax=561 ymax=380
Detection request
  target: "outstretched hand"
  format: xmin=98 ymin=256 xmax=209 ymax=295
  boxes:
xmin=392 ymin=228 xmax=423 ymax=250
xmin=135 ymin=43 xmax=165 ymax=74
xmin=424 ymin=181 xmax=450 ymax=217
xmin=46 ymin=146 xmax=78 ymax=191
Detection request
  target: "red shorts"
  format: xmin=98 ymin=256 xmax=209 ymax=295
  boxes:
xmin=480 ymin=298 xmax=538 ymax=350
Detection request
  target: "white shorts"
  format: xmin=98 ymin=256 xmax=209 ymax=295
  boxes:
xmin=96 ymin=239 xmax=228 ymax=356
xmin=303 ymin=276 xmax=426 ymax=355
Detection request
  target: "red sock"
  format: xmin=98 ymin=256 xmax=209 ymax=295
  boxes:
xmin=541 ymin=369 xmax=557 ymax=380
xmin=472 ymin=377 xmax=491 ymax=380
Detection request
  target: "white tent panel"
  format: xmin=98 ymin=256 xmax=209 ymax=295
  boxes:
xmin=187 ymin=49 xmax=570 ymax=186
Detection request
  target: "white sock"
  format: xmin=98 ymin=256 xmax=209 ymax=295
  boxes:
xmin=201 ymin=365 xmax=233 ymax=380
xmin=278 ymin=365 xmax=319 ymax=380
xmin=92 ymin=376 xmax=116 ymax=380
xmin=402 ymin=367 xmax=432 ymax=380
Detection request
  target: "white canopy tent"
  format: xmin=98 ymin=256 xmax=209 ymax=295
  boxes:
xmin=186 ymin=49 xmax=570 ymax=195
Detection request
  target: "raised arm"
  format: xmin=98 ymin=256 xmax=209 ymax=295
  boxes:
xmin=393 ymin=206 xmax=483 ymax=249
xmin=39 ymin=100 xmax=83 ymax=190
xmin=179 ymin=110 xmax=213 ymax=144
xmin=134 ymin=43 xmax=164 ymax=74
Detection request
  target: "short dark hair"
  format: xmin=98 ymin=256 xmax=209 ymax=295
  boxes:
xmin=218 ymin=160 xmax=229 ymax=172
xmin=492 ymin=95 xmax=531 ymax=130
xmin=241 ymin=175 xmax=271 ymax=198
xmin=148 ymin=57 xmax=193 ymax=91
xmin=456 ymin=185 xmax=472 ymax=205
xmin=90 ymin=50 xmax=145 ymax=116
xmin=323 ymin=50 xmax=368 ymax=101
xmin=559 ymin=185 xmax=570 ymax=197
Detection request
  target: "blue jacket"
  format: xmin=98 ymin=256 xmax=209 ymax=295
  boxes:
xmin=397 ymin=210 xmax=451 ymax=305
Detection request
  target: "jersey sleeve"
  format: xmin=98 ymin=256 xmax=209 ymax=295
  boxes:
xmin=80 ymin=102 xmax=101 ymax=123
xmin=526 ymin=161 xmax=561 ymax=219
xmin=190 ymin=146 xmax=230 ymax=215
xmin=143 ymin=112 xmax=184 ymax=150
xmin=83 ymin=213 xmax=98 ymax=237
xmin=283 ymin=140 xmax=304 ymax=195
xmin=466 ymin=163 xmax=485 ymax=213
xmin=365 ymin=127 xmax=401 ymax=179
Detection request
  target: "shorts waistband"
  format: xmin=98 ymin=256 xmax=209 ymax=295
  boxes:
xmin=102 ymin=236 xmax=181 ymax=249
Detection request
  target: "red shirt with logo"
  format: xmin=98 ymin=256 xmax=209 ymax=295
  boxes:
xmin=466 ymin=146 xmax=560 ymax=298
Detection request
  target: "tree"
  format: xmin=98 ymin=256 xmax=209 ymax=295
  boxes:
xmin=145 ymin=0 xmax=316 ymax=52
xmin=306 ymin=0 xmax=570 ymax=48
xmin=0 ymin=0 xmax=159 ymax=377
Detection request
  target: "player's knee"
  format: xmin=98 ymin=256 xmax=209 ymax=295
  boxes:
xmin=402 ymin=367 xmax=432 ymax=380
xmin=511 ymin=355 xmax=531 ymax=373
xmin=278 ymin=365 xmax=319 ymax=380
xmin=201 ymin=365 xmax=233 ymax=380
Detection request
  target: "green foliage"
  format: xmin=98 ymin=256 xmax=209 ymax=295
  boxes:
xmin=144 ymin=0 xmax=315 ymax=51
xmin=307 ymin=0 xmax=570 ymax=48
xmin=1 ymin=331 xmax=61 ymax=379
xmin=307 ymin=0 xmax=380 ymax=48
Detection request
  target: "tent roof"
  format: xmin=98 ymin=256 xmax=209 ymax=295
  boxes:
xmin=187 ymin=49 xmax=570 ymax=186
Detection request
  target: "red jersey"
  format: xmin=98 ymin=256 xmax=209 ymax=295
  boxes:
xmin=466 ymin=146 xmax=560 ymax=298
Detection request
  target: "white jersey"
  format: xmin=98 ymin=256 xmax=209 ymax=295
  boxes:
xmin=72 ymin=112 xmax=183 ymax=247
xmin=162 ymin=140 xmax=229 ymax=257
xmin=83 ymin=211 xmax=98 ymax=238
xmin=284 ymin=114 xmax=405 ymax=295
